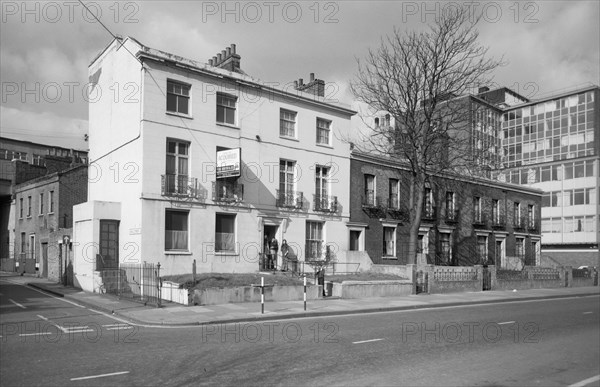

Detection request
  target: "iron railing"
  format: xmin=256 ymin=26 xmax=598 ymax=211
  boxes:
xmin=161 ymin=174 xmax=199 ymax=199
xmin=313 ymin=195 xmax=338 ymax=212
xmin=104 ymin=262 xmax=162 ymax=307
xmin=212 ymin=180 xmax=244 ymax=202
xmin=276 ymin=190 xmax=303 ymax=209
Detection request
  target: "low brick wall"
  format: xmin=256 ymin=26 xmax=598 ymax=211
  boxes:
xmin=420 ymin=265 xmax=482 ymax=294
xmin=369 ymin=264 xmax=415 ymax=282
xmin=332 ymin=280 xmax=414 ymax=299
xmin=191 ymin=285 xmax=322 ymax=306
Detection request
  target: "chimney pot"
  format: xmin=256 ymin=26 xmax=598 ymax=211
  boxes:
xmin=299 ymin=78 xmax=303 ymax=86
xmin=310 ymin=73 xmax=315 ymax=82
xmin=217 ymin=53 xmax=222 ymax=63
xmin=213 ymin=56 xmax=217 ymax=64
xmin=208 ymin=59 xmax=213 ymax=66
xmin=221 ymin=50 xmax=227 ymax=59
xmin=231 ymin=44 xmax=236 ymax=54
xmin=294 ymin=80 xmax=298 ymax=88
xmin=226 ymin=47 xmax=231 ymax=57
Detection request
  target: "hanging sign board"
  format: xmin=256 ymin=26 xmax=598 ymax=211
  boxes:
xmin=216 ymin=148 xmax=241 ymax=178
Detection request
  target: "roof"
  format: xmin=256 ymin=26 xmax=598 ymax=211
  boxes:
xmin=351 ymin=150 xmax=544 ymax=196
xmin=89 ymin=36 xmax=357 ymax=117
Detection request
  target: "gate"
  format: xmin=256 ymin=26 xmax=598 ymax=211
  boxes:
xmin=416 ymin=270 xmax=428 ymax=294
xmin=482 ymin=266 xmax=492 ymax=291
xmin=105 ymin=263 xmax=162 ymax=307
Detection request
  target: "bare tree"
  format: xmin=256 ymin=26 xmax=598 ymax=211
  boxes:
xmin=351 ymin=7 xmax=503 ymax=265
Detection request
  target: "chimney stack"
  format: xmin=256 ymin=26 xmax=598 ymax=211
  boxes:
xmin=208 ymin=44 xmax=241 ymax=72
xmin=294 ymin=73 xmax=325 ymax=97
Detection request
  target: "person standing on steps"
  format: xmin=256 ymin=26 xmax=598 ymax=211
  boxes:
xmin=269 ymin=236 xmax=279 ymax=271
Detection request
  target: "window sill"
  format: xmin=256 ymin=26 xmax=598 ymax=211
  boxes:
xmin=164 ymin=250 xmax=192 ymax=255
xmin=215 ymin=251 xmax=238 ymax=256
xmin=48 ymin=212 xmax=54 ymax=215
xmin=316 ymin=143 xmax=333 ymax=149
xmin=280 ymin=135 xmax=299 ymax=142
xmin=382 ymin=256 xmax=398 ymax=260
xmin=216 ymin=122 xmax=239 ymax=130
xmin=166 ymin=111 xmax=193 ymax=120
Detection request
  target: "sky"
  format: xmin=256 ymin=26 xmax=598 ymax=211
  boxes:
xmin=1 ymin=0 xmax=599 ymax=150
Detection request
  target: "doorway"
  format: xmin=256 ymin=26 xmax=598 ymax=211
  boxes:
xmin=262 ymin=224 xmax=279 ymax=270
xmin=41 ymin=242 xmax=48 ymax=278
xmin=99 ymin=220 xmax=119 ymax=270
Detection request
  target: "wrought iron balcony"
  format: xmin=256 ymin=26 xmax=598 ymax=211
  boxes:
xmin=491 ymin=215 xmax=506 ymax=229
xmin=422 ymin=205 xmax=436 ymax=220
xmin=513 ymin=216 xmax=527 ymax=231
xmin=212 ymin=180 xmax=244 ymax=203
xmin=161 ymin=174 xmax=199 ymax=199
xmin=362 ymin=191 xmax=383 ymax=208
xmin=445 ymin=209 xmax=460 ymax=223
xmin=276 ymin=190 xmax=303 ymax=209
xmin=386 ymin=198 xmax=409 ymax=220
xmin=313 ymin=195 xmax=338 ymax=213
xmin=473 ymin=212 xmax=487 ymax=227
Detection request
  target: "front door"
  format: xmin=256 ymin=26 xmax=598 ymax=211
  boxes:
xmin=262 ymin=225 xmax=278 ymax=270
xmin=99 ymin=220 xmax=119 ymax=270
xmin=41 ymin=242 xmax=48 ymax=278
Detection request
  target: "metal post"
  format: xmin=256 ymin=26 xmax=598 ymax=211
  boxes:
xmin=261 ymin=277 xmax=264 ymax=314
xmin=303 ymin=275 xmax=307 ymax=311
xmin=157 ymin=262 xmax=162 ymax=307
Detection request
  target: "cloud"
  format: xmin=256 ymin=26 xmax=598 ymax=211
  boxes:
xmin=0 ymin=106 xmax=88 ymax=150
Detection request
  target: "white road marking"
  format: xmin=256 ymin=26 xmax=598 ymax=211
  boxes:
xmin=568 ymin=374 xmax=600 ymax=387
xmin=19 ymin=332 xmax=54 ymax=337
xmin=498 ymin=321 xmax=516 ymax=325
xmin=70 ymin=371 xmax=130 ymax=381
xmin=8 ymin=299 xmax=26 ymax=309
xmin=582 ymin=311 xmax=593 ymax=314
xmin=353 ymin=338 xmax=384 ymax=344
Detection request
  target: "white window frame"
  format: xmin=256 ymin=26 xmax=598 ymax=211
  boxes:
xmin=347 ymin=226 xmax=365 ymax=252
xmin=39 ymin=192 xmax=44 ymax=215
xmin=166 ymin=80 xmax=191 ymax=116
xmin=306 ymin=221 xmax=324 ymax=259
xmin=49 ymin=191 xmax=54 ymax=214
xmin=382 ymin=224 xmax=397 ymax=259
xmin=215 ymin=213 xmax=237 ymax=253
xmin=280 ymin=109 xmax=297 ymax=138
xmin=389 ymin=179 xmax=400 ymax=209
xmin=216 ymin=93 xmax=237 ymax=126
xmin=316 ymin=118 xmax=331 ymax=145
xmin=165 ymin=209 xmax=189 ymax=252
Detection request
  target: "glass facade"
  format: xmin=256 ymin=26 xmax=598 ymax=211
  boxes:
xmin=493 ymin=87 xmax=599 ymax=248
xmin=501 ymin=91 xmax=595 ymax=168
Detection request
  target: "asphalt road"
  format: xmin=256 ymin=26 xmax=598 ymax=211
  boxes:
xmin=1 ymin=278 xmax=599 ymax=387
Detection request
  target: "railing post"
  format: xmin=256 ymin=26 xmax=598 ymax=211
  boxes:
xmin=157 ymin=262 xmax=162 ymax=307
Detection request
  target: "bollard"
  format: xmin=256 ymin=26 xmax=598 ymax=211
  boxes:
xmin=261 ymin=276 xmax=264 ymax=314
xmin=303 ymin=275 xmax=307 ymax=311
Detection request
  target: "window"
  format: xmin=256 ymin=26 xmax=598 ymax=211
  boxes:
xmin=316 ymin=118 xmax=331 ymax=145
xmin=513 ymin=202 xmax=521 ymax=227
xmin=279 ymin=159 xmax=296 ymax=206
xmin=165 ymin=140 xmax=189 ymax=195
xmin=424 ymin=187 xmax=434 ymax=218
xmin=306 ymin=221 xmax=323 ymax=259
xmin=314 ymin=165 xmax=331 ymax=210
xmin=315 ymin=165 xmax=329 ymax=199
xmin=217 ymin=93 xmax=236 ymax=125
xmin=528 ymin=204 xmax=535 ymax=228
xmin=165 ymin=210 xmax=188 ymax=251
xmin=439 ymin=233 xmax=452 ymax=264
xmin=383 ymin=226 xmax=396 ymax=257
xmin=349 ymin=230 xmax=362 ymax=251
xmin=389 ymin=179 xmax=400 ymax=209
xmin=280 ymin=109 xmax=297 ymax=137
xmin=29 ymin=234 xmax=36 ymax=262
xmin=39 ymin=193 xmax=44 ymax=215
xmin=446 ymin=191 xmax=455 ymax=219
xmin=492 ymin=199 xmax=500 ymax=224
xmin=515 ymin=237 xmax=525 ymax=259
xmin=166 ymin=80 xmax=190 ymax=115
xmin=49 ymin=191 xmax=54 ymax=213
xmin=364 ymin=174 xmax=375 ymax=206
xmin=473 ymin=196 xmax=482 ymax=222
xmin=19 ymin=198 xmax=23 ymax=218
xmin=215 ymin=214 xmax=236 ymax=252
xmin=20 ymin=232 xmax=26 ymax=256
xmin=27 ymin=196 xmax=31 ymax=217
xmin=477 ymin=235 xmax=488 ymax=263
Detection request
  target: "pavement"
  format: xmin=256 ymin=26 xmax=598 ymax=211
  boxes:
xmin=2 ymin=272 xmax=598 ymax=327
